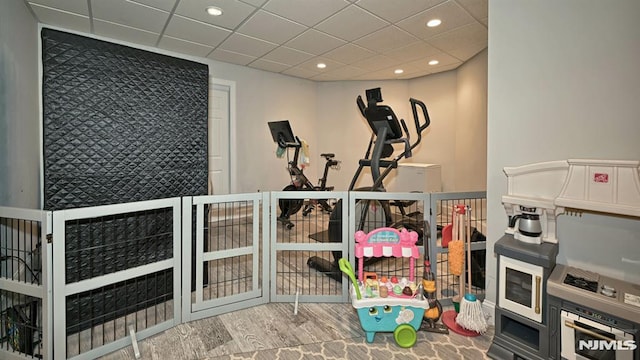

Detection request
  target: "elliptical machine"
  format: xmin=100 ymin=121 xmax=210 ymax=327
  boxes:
xmin=307 ymin=87 xmax=431 ymax=281
xmin=268 ymin=120 xmax=340 ymax=229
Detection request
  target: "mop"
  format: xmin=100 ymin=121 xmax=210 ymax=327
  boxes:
xmin=455 ymin=206 xmax=488 ymax=334
xmin=441 ymin=205 xmax=482 ymax=336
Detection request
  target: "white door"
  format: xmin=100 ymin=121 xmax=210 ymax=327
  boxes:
xmin=208 ymin=78 xmax=235 ymax=195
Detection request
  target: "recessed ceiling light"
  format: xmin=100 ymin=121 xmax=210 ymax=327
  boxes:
xmin=427 ymin=19 xmax=442 ymax=27
xmin=394 ymin=69 xmax=404 ymax=74
xmin=317 ymin=63 xmax=327 ymax=69
xmin=428 ymin=60 xmax=439 ymax=66
xmin=206 ymin=6 xmax=223 ymax=16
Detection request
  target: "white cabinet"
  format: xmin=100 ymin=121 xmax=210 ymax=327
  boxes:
xmin=386 ymin=163 xmax=441 ymax=193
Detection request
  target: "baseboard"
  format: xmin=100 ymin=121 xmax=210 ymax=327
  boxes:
xmin=482 ymin=299 xmax=496 ymax=326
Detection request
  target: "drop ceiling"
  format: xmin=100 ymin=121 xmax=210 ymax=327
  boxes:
xmin=24 ymin=0 xmax=488 ymax=81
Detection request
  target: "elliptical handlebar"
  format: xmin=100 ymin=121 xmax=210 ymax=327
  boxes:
xmin=401 ymin=98 xmax=430 ymax=157
xmin=410 ymin=98 xmax=430 ymax=133
xmin=357 ymin=95 xmax=366 ymax=118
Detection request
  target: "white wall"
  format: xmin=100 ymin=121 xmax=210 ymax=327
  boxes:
xmin=454 ymin=49 xmax=487 ymax=191
xmin=408 ymin=71 xmax=459 ymax=191
xmin=0 ymin=0 xmax=39 ymax=208
xmin=486 ymin=0 xmax=640 ymax=307
xmin=208 ymin=61 xmax=318 ymax=193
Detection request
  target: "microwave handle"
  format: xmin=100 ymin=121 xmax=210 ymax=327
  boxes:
xmin=535 ymin=276 xmax=541 ymax=314
xmin=564 ymin=320 xmax=616 ymax=342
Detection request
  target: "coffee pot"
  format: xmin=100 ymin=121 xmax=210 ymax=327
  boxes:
xmin=508 ymin=206 xmax=542 ymax=237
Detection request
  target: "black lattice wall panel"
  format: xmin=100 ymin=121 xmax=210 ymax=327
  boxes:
xmin=41 ymin=28 xmax=208 ymax=211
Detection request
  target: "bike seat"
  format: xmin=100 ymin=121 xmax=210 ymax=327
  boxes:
xmin=321 ymin=153 xmax=335 ymax=159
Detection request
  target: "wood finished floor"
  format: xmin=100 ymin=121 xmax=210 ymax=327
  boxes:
xmin=100 ymin=302 xmax=494 ymax=360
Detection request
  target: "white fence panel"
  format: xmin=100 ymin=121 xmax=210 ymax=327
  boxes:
xmin=270 ymin=190 xmax=349 ymax=303
xmin=0 ymin=207 xmax=51 ymax=360
xmin=182 ymin=192 xmax=269 ymax=322
xmin=51 ymin=198 xmax=182 ymax=360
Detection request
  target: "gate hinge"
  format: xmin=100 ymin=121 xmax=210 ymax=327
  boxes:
xmin=46 ymin=234 xmax=53 ymax=244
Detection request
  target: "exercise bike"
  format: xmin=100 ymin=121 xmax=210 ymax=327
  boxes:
xmin=268 ymin=120 xmax=340 ymax=229
xmin=307 ymin=87 xmax=431 ymax=281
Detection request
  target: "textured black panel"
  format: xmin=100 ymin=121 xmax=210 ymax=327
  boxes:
xmin=41 ymin=29 xmax=208 ymax=335
xmin=42 ymin=28 xmax=208 ymax=210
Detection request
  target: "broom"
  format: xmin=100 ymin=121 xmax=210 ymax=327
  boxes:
xmin=448 ymin=205 xmax=465 ymax=309
xmin=455 ymin=206 xmax=488 ymax=334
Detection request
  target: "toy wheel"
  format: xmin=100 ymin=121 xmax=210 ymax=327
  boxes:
xmin=393 ymin=324 xmax=417 ymax=348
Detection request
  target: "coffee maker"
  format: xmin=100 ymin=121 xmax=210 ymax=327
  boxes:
xmin=508 ymin=206 xmax=542 ymax=242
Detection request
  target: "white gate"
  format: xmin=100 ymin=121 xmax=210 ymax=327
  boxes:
xmin=51 ymin=198 xmax=182 ymax=360
xmin=269 ymin=190 xmax=349 ymax=303
xmin=182 ymin=193 xmax=269 ymax=322
xmin=0 ymin=206 xmax=52 ymax=360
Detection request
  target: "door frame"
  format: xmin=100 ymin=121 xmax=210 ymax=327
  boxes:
xmin=208 ymin=77 xmax=236 ymax=195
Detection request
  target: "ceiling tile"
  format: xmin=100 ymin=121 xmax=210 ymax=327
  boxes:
xmin=428 ymin=22 xmax=487 ymax=53
xmin=354 ymin=25 xmax=420 ymax=53
xmin=355 ymin=0 xmax=445 ymax=23
xmin=285 ymin=29 xmax=346 ymax=55
xmin=91 ymin=0 xmax=169 ymax=33
xmin=349 ymin=54 xmax=402 ymax=72
xmin=354 ymin=68 xmax=399 ymax=81
xmin=455 ymin=0 xmax=488 ymax=20
xmin=248 ymin=59 xmax=290 ymax=73
xmin=174 ymin=0 xmax=256 ymax=30
xmin=446 ymin=41 xmax=486 ymax=61
xmin=218 ymin=33 xmax=277 ymax=57
xmin=93 ymin=19 xmax=159 ymax=47
xmin=322 ymin=44 xmax=376 ymax=65
xmin=397 ymin=0 xmax=476 ymax=40
xmin=29 ymin=3 xmax=90 ymax=33
xmin=157 ymin=35 xmax=213 ymax=58
xmin=207 ymin=48 xmax=256 ymax=65
xmin=239 ymin=0 xmax=268 ymax=7
xmin=261 ymin=47 xmax=314 ymax=66
xmin=28 ymin=0 xmax=89 ymax=15
xmin=428 ymin=62 xmax=460 ymax=73
xmin=383 ymin=41 xmax=440 ymax=62
xmin=281 ymin=66 xmax=321 ymax=79
xmin=403 ymin=52 xmax=460 ymax=72
xmin=397 ymin=69 xmax=431 ymax=80
xmin=294 ymin=57 xmax=346 ymax=73
xmin=236 ymin=10 xmax=307 ymax=44
xmin=360 ymin=65 xmax=413 ymax=80
xmin=164 ymin=15 xmax=231 ymax=47
xmin=263 ymin=0 xmax=349 ymax=27
xmin=314 ymin=5 xmax=388 ymax=42
xmin=129 ymin=0 xmax=178 ymax=12
xmin=310 ymin=65 xmax=368 ymax=81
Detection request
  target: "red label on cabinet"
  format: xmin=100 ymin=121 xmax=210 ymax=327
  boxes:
xmin=594 ymin=173 xmax=609 ymax=183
